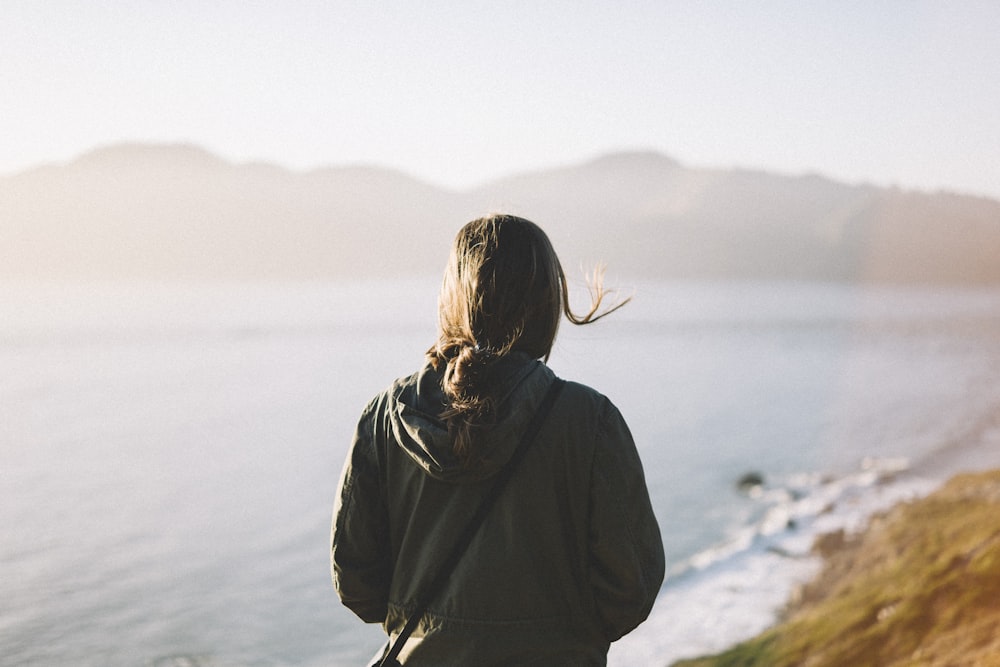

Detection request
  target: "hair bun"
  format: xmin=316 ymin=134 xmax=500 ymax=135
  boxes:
xmin=450 ymin=343 xmax=494 ymax=391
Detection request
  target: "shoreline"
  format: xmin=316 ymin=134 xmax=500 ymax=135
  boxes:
xmin=612 ymin=427 xmax=1000 ymax=667
xmin=670 ymin=467 xmax=1000 ymax=666
xmin=610 ymin=457 xmax=942 ymax=666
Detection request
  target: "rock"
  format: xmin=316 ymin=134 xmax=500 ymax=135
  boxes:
xmin=736 ymin=471 xmax=765 ymax=493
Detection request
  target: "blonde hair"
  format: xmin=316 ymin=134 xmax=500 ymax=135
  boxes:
xmin=428 ymin=214 xmax=628 ymax=463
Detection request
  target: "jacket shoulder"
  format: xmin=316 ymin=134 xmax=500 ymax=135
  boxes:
xmin=555 ymin=379 xmax=625 ymax=425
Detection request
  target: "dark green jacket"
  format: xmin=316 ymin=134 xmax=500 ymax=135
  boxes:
xmin=331 ymin=356 xmax=665 ymax=666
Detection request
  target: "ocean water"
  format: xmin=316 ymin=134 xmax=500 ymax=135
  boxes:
xmin=4 ymin=280 xmax=1000 ymax=666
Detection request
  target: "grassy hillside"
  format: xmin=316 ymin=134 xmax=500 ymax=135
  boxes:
xmin=672 ymin=469 xmax=1000 ymax=667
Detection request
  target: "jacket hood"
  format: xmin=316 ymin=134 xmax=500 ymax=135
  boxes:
xmin=388 ymin=353 xmax=556 ymax=483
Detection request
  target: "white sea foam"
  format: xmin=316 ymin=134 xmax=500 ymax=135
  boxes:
xmin=609 ymin=459 xmax=938 ymax=666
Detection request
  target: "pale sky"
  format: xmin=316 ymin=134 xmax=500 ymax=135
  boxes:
xmin=3 ymin=1 xmax=999 ymax=198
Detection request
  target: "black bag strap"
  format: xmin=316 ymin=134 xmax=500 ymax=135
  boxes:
xmin=378 ymin=378 xmax=565 ymax=666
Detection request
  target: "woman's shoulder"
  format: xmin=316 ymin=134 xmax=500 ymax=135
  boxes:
xmin=553 ymin=377 xmax=625 ymax=423
xmin=553 ymin=370 xmax=620 ymax=403
xmin=361 ymin=362 xmax=445 ymax=416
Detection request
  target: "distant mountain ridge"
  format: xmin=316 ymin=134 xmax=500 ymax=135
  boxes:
xmin=2 ymin=143 xmax=999 ymax=283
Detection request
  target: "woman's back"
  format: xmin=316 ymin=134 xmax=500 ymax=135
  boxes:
xmin=331 ymin=215 xmax=664 ymax=665
xmin=333 ymin=355 xmax=663 ymax=665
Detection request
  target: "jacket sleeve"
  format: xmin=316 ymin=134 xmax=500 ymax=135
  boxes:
xmin=588 ymin=400 xmax=666 ymax=641
xmin=331 ymin=395 xmax=392 ymax=623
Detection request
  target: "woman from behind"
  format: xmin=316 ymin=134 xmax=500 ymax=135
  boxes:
xmin=332 ymin=214 xmax=664 ymax=666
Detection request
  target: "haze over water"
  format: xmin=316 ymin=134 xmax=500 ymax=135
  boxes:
xmin=5 ymin=279 xmax=1000 ymax=666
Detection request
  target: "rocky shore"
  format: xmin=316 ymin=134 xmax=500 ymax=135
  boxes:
xmin=672 ymin=468 xmax=1000 ymax=667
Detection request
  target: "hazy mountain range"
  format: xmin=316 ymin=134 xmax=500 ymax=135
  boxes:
xmin=2 ymin=143 xmax=999 ymax=284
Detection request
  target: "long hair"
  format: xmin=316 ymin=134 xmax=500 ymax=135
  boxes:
xmin=427 ymin=214 xmax=628 ymax=464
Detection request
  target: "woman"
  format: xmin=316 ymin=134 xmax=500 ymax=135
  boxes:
xmin=331 ymin=215 xmax=664 ymax=666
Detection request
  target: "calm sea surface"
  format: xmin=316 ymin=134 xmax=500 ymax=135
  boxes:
xmin=4 ymin=280 xmax=1000 ymax=666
